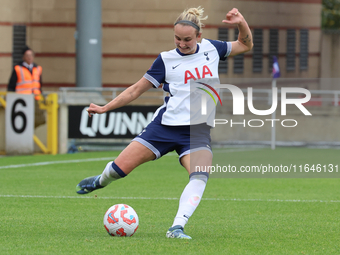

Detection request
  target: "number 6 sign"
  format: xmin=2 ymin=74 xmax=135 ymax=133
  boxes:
xmin=5 ymin=93 xmax=34 ymax=154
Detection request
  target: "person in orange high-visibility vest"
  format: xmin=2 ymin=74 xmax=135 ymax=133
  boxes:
xmin=8 ymin=46 xmax=45 ymax=127
xmin=8 ymin=46 xmax=43 ymax=100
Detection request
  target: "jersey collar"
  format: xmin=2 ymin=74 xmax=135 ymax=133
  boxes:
xmin=176 ymin=44 xmax=200 ymax=56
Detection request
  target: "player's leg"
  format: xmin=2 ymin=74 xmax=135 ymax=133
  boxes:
xmin=166 ymin=150 xmax=212 ymax=239
xmin=76 ymin=141 xmax=155 ymax=194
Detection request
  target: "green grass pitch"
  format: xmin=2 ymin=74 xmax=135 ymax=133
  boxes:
xmin=0 ymin=148 xmax=339 ymax=254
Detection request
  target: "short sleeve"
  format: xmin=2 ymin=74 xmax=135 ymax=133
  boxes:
xmin=143 ymin=54 xmax=166 ymax=88
xmin=207 ymin=39 xmax=232 ymax=61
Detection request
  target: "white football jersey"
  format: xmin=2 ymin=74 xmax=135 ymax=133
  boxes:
xmin=144 ymin=38 xmax=231 ymax=127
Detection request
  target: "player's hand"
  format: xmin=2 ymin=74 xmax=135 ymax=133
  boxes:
xmin=222 ymin=8 xmax=244 ymax=25
xmin=86 ymin=103 xmax=105 ymax=117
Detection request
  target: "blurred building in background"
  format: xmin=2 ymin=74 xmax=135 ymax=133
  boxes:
xmin=0 ymin=0 xmax=332 ymax=91
xmin=1 ymin=0 xmax=340 ymax=153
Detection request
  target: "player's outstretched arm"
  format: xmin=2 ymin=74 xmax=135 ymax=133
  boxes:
xmin=87 ymin=77 xmax=154 ymax=117
xmin=223 ymin=8 xmax=253 ymax=56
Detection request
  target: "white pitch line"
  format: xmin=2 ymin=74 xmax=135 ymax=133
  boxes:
xmin=0 ymin=152 xmax=179 ymax=170
xmin=0 ymin=194 xmax=339 ymax=203
xmin=0 ymin=157 xmax=117 ymax=170
xmin=212 ymin=148 xmax=261 ymax=153
xmin=0 ymin=148 xmax=255 ymax=170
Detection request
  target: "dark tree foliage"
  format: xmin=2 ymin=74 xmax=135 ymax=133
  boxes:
xmin=322 ymin=0 xmax=340 ymax=29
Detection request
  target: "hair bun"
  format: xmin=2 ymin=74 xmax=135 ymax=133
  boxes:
xmin=187 ymin=8 xmax=201 ymax=17
xmin=174 ymin=6 xmax=208 ymax=31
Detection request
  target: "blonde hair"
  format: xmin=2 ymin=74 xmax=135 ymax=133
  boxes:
xmin=174 ymin=6 xmax=208 ymax=33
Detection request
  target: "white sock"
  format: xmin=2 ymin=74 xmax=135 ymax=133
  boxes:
xmin=99 ymin=161 xmax=126 ymax=186
xmin=172 ymin=172 xmax=209 ymax=228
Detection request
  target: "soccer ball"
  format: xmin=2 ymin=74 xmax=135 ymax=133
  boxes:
xmin=103 ymin=204 xmax=139 ymax=237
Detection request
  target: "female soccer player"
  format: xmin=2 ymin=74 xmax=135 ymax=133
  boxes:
xmin=76 ymin=6 xmax=252 ymax=239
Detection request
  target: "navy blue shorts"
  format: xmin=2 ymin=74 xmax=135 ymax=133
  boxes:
xmin=132 ymin=120 xmax=212 ymax=160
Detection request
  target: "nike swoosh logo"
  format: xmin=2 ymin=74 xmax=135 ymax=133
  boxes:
xmin=172 ymin=64 xmax=181 ymax=69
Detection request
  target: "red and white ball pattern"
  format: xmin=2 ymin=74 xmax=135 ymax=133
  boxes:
xmin=103 ymin=204 xmax=139 ymax=237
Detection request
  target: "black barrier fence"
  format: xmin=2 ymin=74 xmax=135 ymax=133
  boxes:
xmin=68 ymin=105 xmax=158 ymax=139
